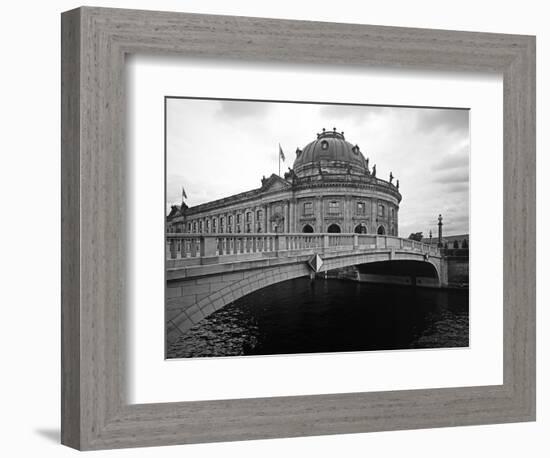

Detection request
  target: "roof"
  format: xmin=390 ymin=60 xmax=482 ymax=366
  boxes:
xmin=293 ymin=128 xmax=368 ymax=173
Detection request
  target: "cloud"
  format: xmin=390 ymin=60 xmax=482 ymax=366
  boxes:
xmin=433 ymin=170 xmax=469 ymax=184
xmin=432 ymin=149 xmax=470 ymax=171
xmin=415 ymin=109 xmax=469 ymax=134
xmin=216 ymin=100 xmax=271 ymax=119
xmin=446 ymin=182 xmax=469 ymax=193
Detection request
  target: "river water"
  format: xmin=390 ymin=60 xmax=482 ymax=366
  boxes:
xmin=167 ymin=278 xmax=469 ymax=359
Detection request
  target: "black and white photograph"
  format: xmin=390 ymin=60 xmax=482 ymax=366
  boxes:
xmin=165 ymin=97 xmax=470 ymax=359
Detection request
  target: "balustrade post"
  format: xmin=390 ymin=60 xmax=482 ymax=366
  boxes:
xmin=353 ymin=234 xmax=359 ymax=249
xmin=278 ymin=235 xmax=287 ymax=251
xmin=200 ymin=236 xmax=217 ymax=257
xmin=169 ymin=238 xmax=177 ymax=259
xmin=323 ymin=234 xmax=329 ymax=251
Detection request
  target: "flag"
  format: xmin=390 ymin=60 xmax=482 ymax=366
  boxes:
xmin=279 ymin=144 xmax=285 ymax=161
xmin=181 ymin=186 xmax=187 ymax=200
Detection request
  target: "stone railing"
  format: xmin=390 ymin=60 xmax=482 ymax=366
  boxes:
xmin=166 ymin=233 xmax=440 ymax=260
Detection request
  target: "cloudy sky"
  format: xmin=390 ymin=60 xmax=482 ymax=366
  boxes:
xmin=166 ymin=98 xmax=470 ymax=237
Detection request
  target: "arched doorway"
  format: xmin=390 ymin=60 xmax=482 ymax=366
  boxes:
xmin=354 ymin=223 xmax=367 ymax=234
xmin=377 ymin=225 xmax=386 ymax=235
xmin=302 ymin=224 xmax=314 ymax=233
xmin=327 ymin=223 xmax=341 ymax=233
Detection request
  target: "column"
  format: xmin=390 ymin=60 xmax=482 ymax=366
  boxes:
xmin=345 ymin=195 xmax=351 ymax=232
xmin=284 ymin=200 xmax=290 ymax=233
xmin=289 ymin=198 xmax=295 ymax=233
xmin=371 ymin=199 xmax=377 ymax=233
xmin=266 ymin=204 xmax=271 ymax=233
xmin=316 ymin=196 xmax=323 ymax=232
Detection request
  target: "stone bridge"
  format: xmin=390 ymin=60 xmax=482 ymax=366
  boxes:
xmin=166 ymin=233 xmax=446 ymax=343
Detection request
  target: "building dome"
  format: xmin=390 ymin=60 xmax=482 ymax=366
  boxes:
xmin=293 ymin=128 xmax=368 ymax=175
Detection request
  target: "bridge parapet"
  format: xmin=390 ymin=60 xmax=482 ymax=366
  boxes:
xmin=166 ymin=233 xmax=440 ymax=265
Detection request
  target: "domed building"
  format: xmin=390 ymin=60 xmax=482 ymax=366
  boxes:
xmin=167 ymin=128 xmax=401 ymax=236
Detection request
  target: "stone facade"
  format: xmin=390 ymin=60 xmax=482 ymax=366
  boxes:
xmin=167 ymin=128 xmax=401 ymax=235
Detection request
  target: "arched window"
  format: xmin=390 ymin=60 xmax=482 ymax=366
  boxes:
xmin=327 ymin=223 xmax=341 ymax=233
xmin=354 ymin=223 xmax=367 ymax=234
xmin=377 ymin=225 xmax=386 ymax=235
xmin=302 ymin=224 xmax=314 ymax=233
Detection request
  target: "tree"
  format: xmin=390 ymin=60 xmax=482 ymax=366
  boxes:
xmin=408 ymin=232 xmax=423 ymax=242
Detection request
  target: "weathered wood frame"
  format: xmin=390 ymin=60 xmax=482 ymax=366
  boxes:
xmin=61 ymin=6 xmax=536 ymax=450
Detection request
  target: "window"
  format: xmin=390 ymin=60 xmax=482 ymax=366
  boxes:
xmin=356 ymin=201 xmax=365 ymax=215
xmin=199 ymin=221 xmax=203 ymax=232
xmin=256 ymin=209 xmax=262 ymax=220
xmin=378 ymin=203 xmax=385 ymax=217
xmin=193 ymin=221 xmax=197 ymax=233
xmin=246 ymin=223 xmax=251 ymax=233
xmin=212 ymin=219 xmax=217 ymax=233
xmin=228 ymin=215 xmax=233 ymax=225
xmin=328 ymin=201 xmax=340 ymax=214
xmin=187 ymin=223 xmax=191 ymax=232
xmin=391 ymin=207 xmax=395 ymax=218
xmin=321 ymin=140 xmax=329 ymax=150
xmin=205 ymin=220 xmax=210 ymax=233
xmin=303 ymin=201 xmax=313 ymax=216
xmin=246 ymin=212 xmax=251 ymax=222
xmin=236 ymin=214 xmax=241 ymax=224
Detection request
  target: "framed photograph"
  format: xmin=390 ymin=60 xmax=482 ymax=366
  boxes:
xmin=61 ymin=6 xmax=535 ymax=450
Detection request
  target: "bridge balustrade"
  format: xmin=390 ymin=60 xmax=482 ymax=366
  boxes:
xmin=166 ymin=233 xmax=442 ymax=260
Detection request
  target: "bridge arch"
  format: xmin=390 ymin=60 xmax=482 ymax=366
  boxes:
xmin=167 ymin=249 xmax=444 ymax=343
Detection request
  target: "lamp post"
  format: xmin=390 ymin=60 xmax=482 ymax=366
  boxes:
xmin=437 ymin=214 xmax=443 ymax=247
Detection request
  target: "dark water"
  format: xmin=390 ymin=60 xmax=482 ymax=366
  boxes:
xmin=167 ymin=278 xmax=469 ymax=359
